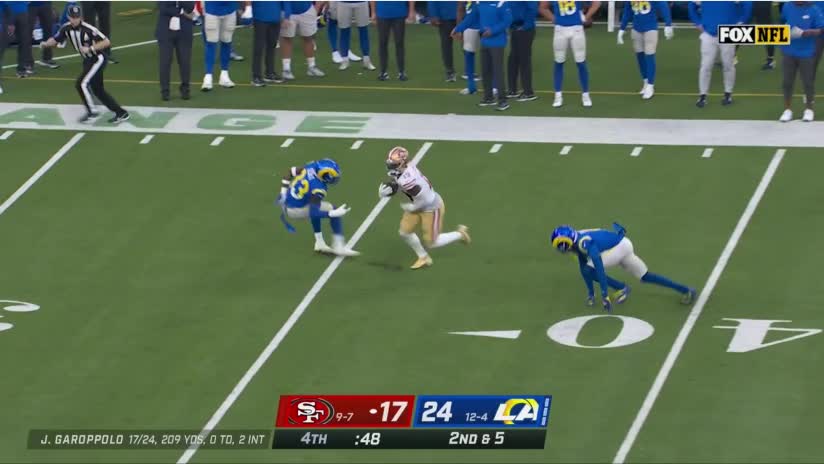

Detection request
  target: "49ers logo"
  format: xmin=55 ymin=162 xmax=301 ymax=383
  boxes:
xmin=286 ymin=398 xmax=335 ymax=425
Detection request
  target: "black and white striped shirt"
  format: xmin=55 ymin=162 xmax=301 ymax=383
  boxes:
xmin=53 ymin=22 xmax=108 ymax=60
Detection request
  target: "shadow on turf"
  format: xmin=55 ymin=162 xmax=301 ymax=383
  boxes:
xmin=363 ymin=260 xmax=404 ymax=272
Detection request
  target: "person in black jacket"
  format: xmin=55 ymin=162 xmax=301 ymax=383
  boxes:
xmin=156 ymin=1 xmax=195 ymax=100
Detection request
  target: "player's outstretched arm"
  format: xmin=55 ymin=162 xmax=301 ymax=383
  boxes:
xmin=587 ymin=244 xmax=610 ymax=301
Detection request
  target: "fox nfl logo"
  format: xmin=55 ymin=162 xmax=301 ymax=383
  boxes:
xmin=718 ymin=25 xmax=790 ymax=45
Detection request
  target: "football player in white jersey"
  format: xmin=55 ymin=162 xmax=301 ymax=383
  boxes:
xmin=378 ymin=146 xmax=471 ymax=269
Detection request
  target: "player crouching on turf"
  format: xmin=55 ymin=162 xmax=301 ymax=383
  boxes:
xmin=379 ymin=147 xmax=471 ymax=269
xmin=277 ymin=158 xmax=360 ymax=257
xmin=550 ymin=223 xmax=696 ymax=312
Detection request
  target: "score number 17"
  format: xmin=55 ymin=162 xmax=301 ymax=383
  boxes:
xmin=379 ymin=401 xmax=408 ymax=423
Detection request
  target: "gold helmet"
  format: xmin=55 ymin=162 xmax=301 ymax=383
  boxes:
xmin=386 ymin=146 xmax=409 ymax=177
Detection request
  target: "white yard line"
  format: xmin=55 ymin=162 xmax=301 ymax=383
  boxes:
xmin=139 ymin=134 xmax=154 ymax=145
xmin=613 ymin=148 xmax=787 ymax=464
xmin=280 ymin=138 xmax=294 ymax=148
xmin=630 ymin=146 xmax=643 ymax=157
xmin=489 ymin=143 xmax=502 ymax=154
xmin=0 ymin=130 xmax=14 ymax=140
xmin=702 ymin=148 xmax=714 ymax=158
xmin=350 ymin=140 xmax=364 ymax=150
xmin=0 ymin=133 xmax=85 ymax=217
xmin=177 ymin=141 xmax=434 ymax=464
xmin=210 ymin=136 xmax=224 ymax=147
xmin=560 ymin=145 xmax=573 ymax=155
xmin=1 ymin=34 xmax=203 ymax=70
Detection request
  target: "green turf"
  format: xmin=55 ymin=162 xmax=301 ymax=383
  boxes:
xmin=1 ymin=2 xmax=821 ymax=120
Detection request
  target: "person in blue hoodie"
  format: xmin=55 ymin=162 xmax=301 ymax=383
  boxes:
xmin=201 ymin=0 xmax=239 ymax=91
xmin=6 ymin=0 xmax=32 ymax=77
xmin=28 ymin=1 xmax=58 ymax=69
xmin=250 ymin=1 xmax=285 ymax=86
xmin=428 ymin=1 xmax=459 ymax=81
xmin=453 ymin=0 xmax=512 ymax=110
xmin=689 ymin=1 xmax=752 ymax=108
xmin=507 ymin=1 xmax=538 ymax=101
xmin=617 ymin=1 xmax=672 ymax=100
xmin=778 ymin=1 xmax=824 ymax=123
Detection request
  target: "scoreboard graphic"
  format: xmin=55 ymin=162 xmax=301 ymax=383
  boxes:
xmin=272 ymin=394 xmax=552 ymax=449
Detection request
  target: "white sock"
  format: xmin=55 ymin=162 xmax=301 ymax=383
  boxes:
xmin=314 ymin=232 xmax=325 ymax=244
xmin=333 ymin=234 xmax=346 ymax=249
xmin=400 ymin=232 xmax=428 ymax=258
xmin=283 ymin=58 xmax=291 ymax=71
xmin=307 ymin=57 xmax=316 ymax=68
xmin=430 ymin=231 xmax=462 ymax=249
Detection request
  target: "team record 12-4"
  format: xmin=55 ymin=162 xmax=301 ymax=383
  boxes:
xmin=272 ymin=395 xmax=552 ymax=449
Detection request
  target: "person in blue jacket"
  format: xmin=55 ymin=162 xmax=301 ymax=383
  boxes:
xmin=453 ymin=1 xmax=512 ymax=111
xmin=617 ymin=1 xmax=672 ymax=100
xmin=372 ymin=0 xmax=416 ymax=81
xmin=689 ymin=1 xmax=752 ymax=108
xmin=6 ymin=1 xmax=32 ymax=77
xmin=507 ymin=1 xmax=538 ymax=101
xmin=429 ymin=1 xmax=459 ymax=81
xmin=778 ymin=1 xmax=824 ymax=123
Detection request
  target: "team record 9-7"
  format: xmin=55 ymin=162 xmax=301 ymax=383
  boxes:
xmin=272 ymin=394 xmax=552 ymax=449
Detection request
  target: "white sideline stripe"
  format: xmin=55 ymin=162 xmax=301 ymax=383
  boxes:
xmin=489 ymin=143 xmax=502 ymax=154
xmin=350 ymin=140 xmax=363 ymax=150
xmin=630 ymin=146 xmax=643 ymax=157
xmin=0 ymin=133 xmax=85 ymax=217
xmin=0 ymin=130 xmax=13 ymax=140
xmin=210 ymin=136 xmax=224 ymax=147
xmin=139 ymin=135 xmax=154 ymax=145
xmin=613 ymin=148 xmax=787 ymax=464
xmin=177 ymin=141 xmax=435 ymax=464
xmin=560 ymin=145 xmax=572 ymax=155
xmin=1 ymin=33 xmax=204 ymax=70
xmin=702 ymin=148 xmax=714 ymax=158
xmin=281 ymin=138 xmax=294 ymax=148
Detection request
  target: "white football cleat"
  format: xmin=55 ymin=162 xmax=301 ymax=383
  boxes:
xmin=581 ymin=92 xmax=592 ymax=107
xmin=307 ymin=66 xmax=325 ymax=77
xmin=639 ymin=79 xmax=648 ymax=94
xmin=362 ymin=56 xmax=376 ymax=70
xmin=219 ymin=71 xmax=235 ymax=88
xmin=314 ymin=242 xmax=334 ymax=254
xmin=802 ymin=109 xmax=814 ymax=122
xmin=332 ymin=236 xmax=359 ymax=257
xmin=339 ymin=58 xmax=350 ymax=70
xmin=332 ymin=50 xmax=343 ymax=63
xmin=779 ymin=109 xmax=793 ymax=122
xmin=282 ymin=70 xmax=295 ymax=80
xmin=201 ymin=73 xmax=213 ymax=91
xmin=642 ymin=84 xmax=654 ymax=100
xmin=552 ymin=92 xmax=563 ymax=108
xmin=348 ymin=50 xmax=362 ymax=62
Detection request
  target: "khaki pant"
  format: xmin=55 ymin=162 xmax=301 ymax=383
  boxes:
xmin=399 ymin=202 xmax=445 ymax=247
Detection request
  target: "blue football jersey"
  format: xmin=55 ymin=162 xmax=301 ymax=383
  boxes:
xmin=284 ymin=164 xmax=328 ymax=208
xmin=553 ymin=1 xmax=585 ymax=26
xmin=576 ymin=229 xmax=623 ymax=256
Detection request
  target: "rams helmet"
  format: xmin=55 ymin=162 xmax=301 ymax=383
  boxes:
xmin=551 ymin=225 xmax=578 ymax=253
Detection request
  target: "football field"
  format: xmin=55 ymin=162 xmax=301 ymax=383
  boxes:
xmin=2 ymin=3 xmax=824 ymax=463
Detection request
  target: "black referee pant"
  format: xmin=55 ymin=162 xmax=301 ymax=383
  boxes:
xmin=76 ymin=55 xmax=126 ymax=116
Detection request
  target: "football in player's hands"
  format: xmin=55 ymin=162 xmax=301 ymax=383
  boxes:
xmin=378 ymin=180 xmax=399 ymax=198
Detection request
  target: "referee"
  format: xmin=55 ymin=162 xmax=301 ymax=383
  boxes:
xmin=42 ymin=5 xmax=129 ymax=123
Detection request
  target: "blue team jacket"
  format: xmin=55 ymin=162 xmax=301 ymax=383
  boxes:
xmin=455 ymin=1 xmax=512 ymax=48
xmin=781 ymin=2 xmax=824 ymax=58
xmin=509 ymin=1 xmax=538 ymax=30
xmin=428 ymin=1 xmax=458 ymax=21
xmin=251 ymin=1 xmax=286 ymax=23
xmin=689 ymin=1 xmax=752 ymax=37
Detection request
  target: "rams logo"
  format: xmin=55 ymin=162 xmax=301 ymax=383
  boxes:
xmin=493 ymin=398 xmax=540 ymax=425
xmin=287 ymin=398 xmax=335 ymax=425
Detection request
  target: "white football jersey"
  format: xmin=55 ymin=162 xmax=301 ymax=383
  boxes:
xmin=396 ymin=164 xmax=441 ymax=211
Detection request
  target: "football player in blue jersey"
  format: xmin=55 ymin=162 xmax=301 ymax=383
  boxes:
xmin=539 ymin=1 xmax=600 ymax=108
xmin=550 ymin=223 xmax=696 ymax=312
xmin=277 ymin=158 xmax=359 ymax=257
xmin=617 ymin=1 xmax=673 ymax=100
